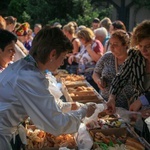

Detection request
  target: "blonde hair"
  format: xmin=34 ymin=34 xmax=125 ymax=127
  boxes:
xmin=100 ymin=17 xmax=112 ymax=31
xmin=77 ymin=27 xmax=95 ymax=42
xmin=63 ymin=23 xmax=75 ymax=35
xmin=68 ymin=21 xmax=78 ymax=31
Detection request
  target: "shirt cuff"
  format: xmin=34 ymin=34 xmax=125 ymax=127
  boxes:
xmin=139 ymin=95 xmax=149 ymax=106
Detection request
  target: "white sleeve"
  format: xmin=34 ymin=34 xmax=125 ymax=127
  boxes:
xmin=14 ymin=44 xmax=26 ymax=62
xmin=14 ymin=71 xmax=86 ymax=136
xmin=56 ymin=98 xmax=72 ymax=113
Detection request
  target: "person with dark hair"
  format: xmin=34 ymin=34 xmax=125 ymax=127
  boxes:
xmin=0 ymin=29 xmax=17 ymax=72
xmin=110 ymin=20 xmax=126 ymax=34
xmin=91 ymin=18 xmax=100 ymax=30
xmin=107 ymin=20 xmax=150 ymax=113
xmin=105 ymin=20 xmax=127 ymax=53
xmin=0 ymin=27 xmax=96 ymax=149
xmin=107 ymin=20 xmax=150 ymax=143
xmin=93 ymin=29 xmax=134 ymax=109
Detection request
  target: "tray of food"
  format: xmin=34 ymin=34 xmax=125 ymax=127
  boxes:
xmin=60 ymin=74 xmax=86 ymax=86
xmin=89 ymin=127 xmax=145 ymax=150
xmin=68 ymin=86 xmax=96 ymax=97
xmin=62 ymin=82 xmax=103 ymax=104
xmin=26 ymin=125 xmax=77 ymax=150
xmin=61 ymin=74 xmax=85 ymax=82
xmin=53 ymin=69 xmax=69 ymax=82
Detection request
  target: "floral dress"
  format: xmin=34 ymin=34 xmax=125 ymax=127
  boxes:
xmin=94 ymin=51 xmax=134 ymax=109
xmin=76 ymin=39 xmax=103 ymax=81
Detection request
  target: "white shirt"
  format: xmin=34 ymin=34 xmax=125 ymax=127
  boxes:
xmin=14 ymin=43 xmax=26 ymax=62
xmin=0 ymin=55 xmax=87 ymax=148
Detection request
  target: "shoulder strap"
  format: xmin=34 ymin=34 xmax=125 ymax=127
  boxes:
xmin=115 ymin=57 xmax=118 ymax=73
xmin=106 ymin=40 xmax=110 ymax=52
xmin=71 ymin=38 xmax=76 ymax=43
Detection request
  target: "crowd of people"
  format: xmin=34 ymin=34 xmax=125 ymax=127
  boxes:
xmin=0 ymin=15 xmax=150 ymax=149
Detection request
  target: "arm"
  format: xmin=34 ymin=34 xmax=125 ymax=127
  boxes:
xmin=68 ymin=55 xmax=75 ymax=65
xmin=92 ymin=54 xmax=107 ymax=90
xmin=129 ymin=92 xmax=150 ymax=111
xmin=129 ymin=94 xmax=150 ymax=118
xmin=86 ymin=44 xmax=102 ymax=62
xmin=86 ymin=40 xmax=104 ymax=62
xmin=92 ymin=72 xmax=103 ymax=90
xmin=139 ymin=94 xmax=150 ymax=106
xmin=106 ymin=94 xmax=116 ymax=114
xmin=144 ymin=92 xmax=150 ymax=104
xmin=15 ymin=71 xmax=87 ymax=136
xmin=67 ymin=39 xmax=80 ymax=57
xmin=72 ymin=39 xmax=80 ymax=54
xmin=56 ymin=98 xmax=83 ymax=113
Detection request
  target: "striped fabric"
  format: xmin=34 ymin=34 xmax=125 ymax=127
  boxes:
xmin=110 ymin=49 xmax=148 ymax=101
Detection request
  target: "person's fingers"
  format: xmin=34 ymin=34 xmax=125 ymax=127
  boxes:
xmin=68 ymin=58 xmax=72 ymax=64
xmin=129 ymin=108 xmax=134 ymax=111
xmin=106 ymin=108 xmax=113 ymax=115
xmin=105 ymin=106 xmax=114 ymax=114
xmin=97 ymin=80 xmax=105 ymax=90
xmin=141 ymin=109 xmax=150 ymax=118
xmin=129 ymin=105 xmax=134 ymax=111
xmin=85 ymin=103 xmax=97 ymax=117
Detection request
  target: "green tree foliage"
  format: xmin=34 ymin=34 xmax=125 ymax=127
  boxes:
xmin=71 ymin=0 xmax=100 ymax=26
xmin=0 ymin=0 xmax=11 ymax=16
xmin=6 ymin=0 xmax=112 ymax=28
xmin=25 ymin=0 xmax=75 ymax=26
xmin=7 ymin=0 xmax=29 ymax=22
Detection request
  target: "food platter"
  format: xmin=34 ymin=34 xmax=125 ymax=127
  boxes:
xmin=26 ymin=125 xmax=77 ymax=150
xmin=59 ymin=74 xmax=104 ymax=103
xmin=89 ymin=127 xmax=145 ymax=150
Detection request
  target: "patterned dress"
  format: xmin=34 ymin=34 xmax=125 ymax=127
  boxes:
xmin=110 ymin=49 xmax=150 ymax=100
xmin=94 ymin=51 xmax=134 ymax=109
xmin=76 ymin=39 xmax=103 ymax=80
xmin=75 ymin=39 xmax=103 ymax=91
xmin=109 ymin=49 xmax=150 ymax=143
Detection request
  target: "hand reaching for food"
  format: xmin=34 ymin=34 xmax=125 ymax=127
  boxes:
xmin=85 ymin=102 xmax=97 ymax=117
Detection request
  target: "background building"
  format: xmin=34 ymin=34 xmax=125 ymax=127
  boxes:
xmin=98 ymin=0 xmax=150 ymax=31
